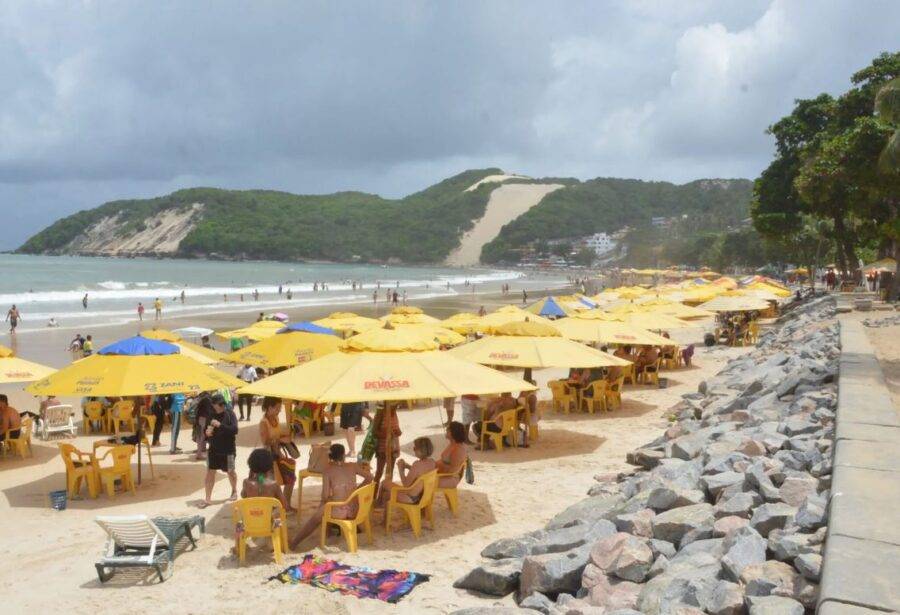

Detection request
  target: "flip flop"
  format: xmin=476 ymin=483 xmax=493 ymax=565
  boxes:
xmin=198 ymin=501 xmax=211 ymax=509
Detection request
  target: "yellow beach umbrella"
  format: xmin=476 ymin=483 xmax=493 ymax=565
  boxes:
xmin=618 ymin=312 xmax=693 ymax=330
xmin=637 ymin=299 xmax=715 ymax=320
xmin=451 ymin=321 xmax=629 ymax=369
xmin=139 ymin=328 xmax=182 ymax=342
xmin=218 ymin=320 xmax=285 ymax=341
xmin=554 ymin=318 xmax=676 ymax=347
xmin=697 ymin=296 xmax=770 ymax=312
xmin=0 ymin=345 xmax=56 ymax=384
xmin=240 ymin=350 xmax=535 ymax=404
xmin=745 ymin=282 xmax=792 ymax=298
xmin=342 ymin=325 xmax=442 ymax=353
xmin=26 ymin=336 xmax=243 ymax=397
xmin=312 ymin=312 xmax=381 ymax=334
xmin=173 ymin=340 xmax=229 ymax=365
xmin=225 ymin=326 xmax=342 ymax=369
xmin=393 ymin=323 xmax=467 ymax=346
xmin=477 ymin=305 xmax=556 ymax=331
xmin=442 ymin=312 xmax=483 ymax=334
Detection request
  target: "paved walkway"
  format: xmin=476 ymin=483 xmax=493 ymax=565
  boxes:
xmin=819 ymin=318 xmax=900 ymax=613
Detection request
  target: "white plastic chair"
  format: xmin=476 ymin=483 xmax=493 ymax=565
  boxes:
xmin=41 ymin=404 xmax=77 ymax=440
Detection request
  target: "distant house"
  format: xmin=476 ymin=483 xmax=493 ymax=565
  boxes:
xmin=651 ymin=216 xmax=669 ymax=228
xmin=582 ymin=232 xmax=617 ymax=256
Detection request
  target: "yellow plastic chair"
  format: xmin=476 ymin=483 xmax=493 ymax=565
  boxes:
xmin=232 ymin=497 xmax=287 ymax=565
xmin=605 ymin=376 xmax=625 ymax=410
xmin=291 ymin=402 xmax=323 ymax=438
xmin=59 ymin=442 xmax=99 ymax=499
xmin=94 ymin=444 xmax=136 ymax=499
xmin=138 ymin=415 xmax=156 ymax=479
xmin=320 ymin=482 xmax=375 ymax=553
xmin=5 ymin=417 xmax=33 ymax=458
xmin=385 ymin=470 xmax=437 ymax=538
xmin=623 ymin=363 xmax=637 ymax=385
xmin=83 ymin=401 xmax=106 ymax=434
xmin=110 ymin=401 xmax=136 ymax=436
xmin=479 ymin=408 xmax=519 ymax=452
xmin=548 ymin=380 xmax=578 ymax=414
xmin=661 ymin=347 xmax=679 ymax=370
xmin=436 ymin=464 xmax=465 ymax=517
xmin=581 ymin=380 xmax=608 ymax=414
xmin=641 ymin=358 xmax=662 ymax=386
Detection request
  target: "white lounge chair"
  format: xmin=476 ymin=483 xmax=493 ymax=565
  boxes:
xmin=41 ymin=404 xmax=77 ymax=440
xmin=94 ymin=516 xmax=172 ymax=583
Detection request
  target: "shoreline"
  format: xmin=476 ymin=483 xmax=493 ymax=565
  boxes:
xmin=3 ymin=280 xmax=573 ymax=369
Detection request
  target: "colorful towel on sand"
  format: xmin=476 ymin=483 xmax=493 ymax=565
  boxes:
xmin=270 ymin=554 xmax=429 ymax=603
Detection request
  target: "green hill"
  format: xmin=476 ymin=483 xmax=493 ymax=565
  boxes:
xmin=480 ymin=177 xmax=753 ymax=263
xmin=18 ymin=171 xmax=753 ymax=266
xmin=18 ymin=169 xmax=502 ymax=263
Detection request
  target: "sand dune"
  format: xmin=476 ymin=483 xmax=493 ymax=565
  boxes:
xmin=446 ymin=183 xmax=563 ymax=267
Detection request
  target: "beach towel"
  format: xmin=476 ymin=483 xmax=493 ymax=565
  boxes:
xmin=270 ymin=554 xmax=429 ymax=603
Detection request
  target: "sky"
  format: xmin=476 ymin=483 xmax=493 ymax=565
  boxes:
xmin=1 ymin=0 xmax=898 ymax=249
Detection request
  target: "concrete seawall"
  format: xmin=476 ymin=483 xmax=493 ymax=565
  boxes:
xmin=818 ymin=319 xmax=900 ymax=613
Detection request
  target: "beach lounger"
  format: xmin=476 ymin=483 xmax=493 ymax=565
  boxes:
xmin=94 ymin=515 xmax=204 ymax=582
xmin=40 ymin=404 xmax=76 ymax=440
xmin=95 ymin=516 xmax=175 ymax=583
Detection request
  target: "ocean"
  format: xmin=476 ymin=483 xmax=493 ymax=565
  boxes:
xmin=0 ymin=254 xmax=535 ymax=331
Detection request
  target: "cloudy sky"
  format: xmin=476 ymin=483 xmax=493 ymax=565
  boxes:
xmin=1 ymin=0 xmax=898 ymax=249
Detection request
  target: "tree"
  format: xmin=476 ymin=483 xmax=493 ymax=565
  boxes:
xmin=573 ymin=248 xmax=596 ymax=267
xmin=875 ymin=76 xmax=900 ymax=300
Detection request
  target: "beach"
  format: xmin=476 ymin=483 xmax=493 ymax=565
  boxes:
xmin=0 ymin=284 xmax=741 ymax=615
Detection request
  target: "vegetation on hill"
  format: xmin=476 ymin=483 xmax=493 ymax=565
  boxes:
xmin=751 ymin=52 xmax=899 ymax=299
xmin=480 ymin=177 xmax=753 ymax=264
xmin=18 ymin=169 xmax=502 ymax=263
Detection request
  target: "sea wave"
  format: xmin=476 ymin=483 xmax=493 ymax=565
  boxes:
xmin=0 ymin=270 xmax=524 ymax=305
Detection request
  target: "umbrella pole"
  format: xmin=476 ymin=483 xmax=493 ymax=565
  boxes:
xmin=136 ymin=403 xmax=143 ymax=485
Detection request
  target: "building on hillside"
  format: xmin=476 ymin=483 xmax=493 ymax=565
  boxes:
xmin=651 ymin=216 xmax=670 ymax=228
xmin=581 ymin=232 xmax=617 ymax=256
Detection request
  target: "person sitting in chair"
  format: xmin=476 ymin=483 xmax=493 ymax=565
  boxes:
xmin=393 ymin=437 xmax=436 ymax=503
xmin=289 ymin=443 xmax=372 ymax=549
xmin=0 ymin=394 xmax=22 ymax=439
xmin=474 ymin=392 xmax=517 ymax=449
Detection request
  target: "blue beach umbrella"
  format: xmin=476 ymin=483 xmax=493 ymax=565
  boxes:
xmin=276 ymin=322 xmax=339 ymax=336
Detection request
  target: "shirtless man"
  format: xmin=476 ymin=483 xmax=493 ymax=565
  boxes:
xmin=474 ymin=392 xmax=518 ymax=448
xmin=635 ymin=345 xmax=659 ymax=378
xmin=0 ymin=394 xmax=23 ymax=439
xmin=6 ymin=305 xmax=20 ymax=333
xmin=290 ymin=444 xmax=372 ymax=549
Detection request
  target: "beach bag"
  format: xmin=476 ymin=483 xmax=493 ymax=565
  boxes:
xmin=359 ymin=421 xmax=376 ymax=462
xmin=280 ymin=441 xmax=301 ymax=459
xmin=465 ymin=456 xmax=475 ymax=485
xmin=308 ymin=441 xmax=331 ymax=473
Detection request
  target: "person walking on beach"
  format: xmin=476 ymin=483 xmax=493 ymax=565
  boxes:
xmin=153 ymin=298 xmax=162 ymax=320
xmin=373 ymin=289 xmax=378 ymax=304
xmin=522 ymin=289 xmax=528 ymax=304
xmin=6 ymin=305 xmax=20 ymax=334
xmin=180 ymin=290 xmax=185 ymax=304
xmin=286 ymin=289 xmax=293 ymax=300
xmin=137 ymin=302 xmax=145 ymax=321
xmin=253 ymin=289 xmax=259 ymax=301
xmin=236 ymin=364 xmax=257 ymax=421
xmin=82 ymin=294 xmax=88 ymax=310
xmin=200 ymin=393 xmax=239 ymax=508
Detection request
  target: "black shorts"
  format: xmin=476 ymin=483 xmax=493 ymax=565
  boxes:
xmin=207 ymin=452 xmax=235 ymax=472
xmin=7 ymin=429 xmax=20 ymax=439
xmin=340 ymin=405 xmax=364 ymax=429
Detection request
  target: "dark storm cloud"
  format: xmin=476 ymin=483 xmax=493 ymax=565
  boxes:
xmin=1 ymin=0 xmax=898 ymax=248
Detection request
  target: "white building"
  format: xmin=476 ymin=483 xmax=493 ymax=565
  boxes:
xmin=583 ymin=232 xmax=617 ymax=256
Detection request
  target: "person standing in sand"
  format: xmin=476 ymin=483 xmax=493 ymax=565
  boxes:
xmin=137 ymin=302 xmax=145 ymax=321
xmin=200 ymin=393 xmax=239 ymax=508
xmin=82 ymin=294 xmax=88 ymax=310
xmin=153 ymin=298 xmax=162 ymax=320
xmin=6 ymin=305 xmax=20 ymax=333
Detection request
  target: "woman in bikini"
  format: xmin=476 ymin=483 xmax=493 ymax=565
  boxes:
xmin=290 ymin=444 xmax=372 ymax=549
xmin=435 ymin=421 xmax=468 ymax=488
xmin=236 ymin=448 xmax=288 ymax=555
xmin=259 ymin=396 xmax=297 ymax=512
xmin=394 ymin=437 xmax=436 ymax=503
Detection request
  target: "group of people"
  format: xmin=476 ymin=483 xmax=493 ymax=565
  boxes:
xmin=67 ymin=333 xmax=94 ymax=358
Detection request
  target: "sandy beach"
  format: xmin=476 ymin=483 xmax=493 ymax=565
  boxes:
xmin=0 ymin=291 xmax=742 ymax=615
